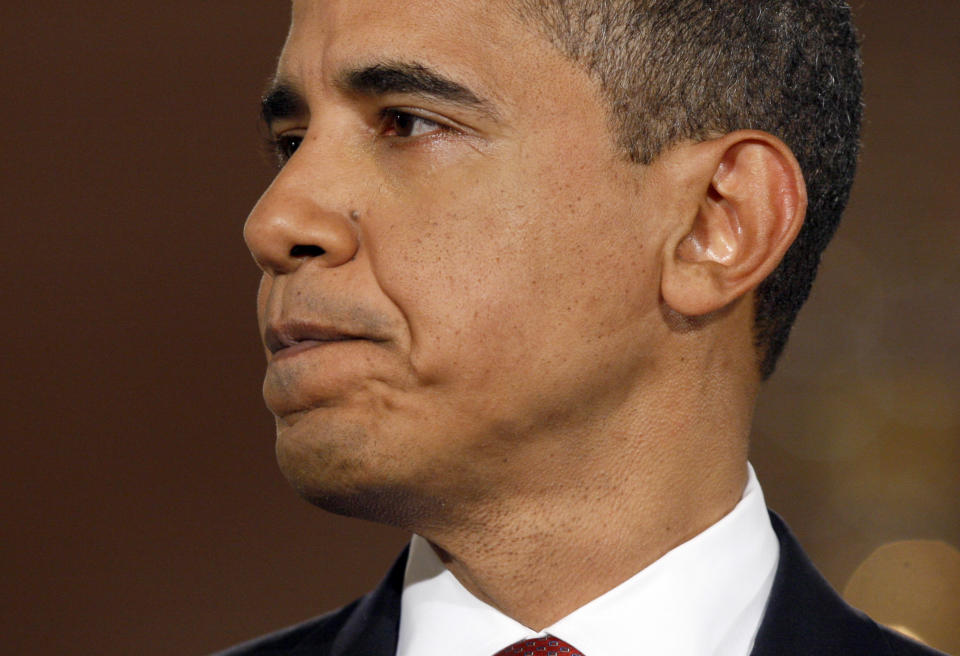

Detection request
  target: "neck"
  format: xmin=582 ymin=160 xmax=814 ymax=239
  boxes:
xmin=415 ymin=312 xmax=760 ymax=629
xmin=419 ymin=417 xmax=751 ymax=629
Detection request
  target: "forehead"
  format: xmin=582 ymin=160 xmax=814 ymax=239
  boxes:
xmin=281 ymin=0 xmax=554 ymax=107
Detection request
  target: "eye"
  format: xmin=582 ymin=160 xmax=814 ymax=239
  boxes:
xmin=272 ymin=134 xmax=303 ymax=163
xmin=379 ymin=110 xmax=444 ymax=138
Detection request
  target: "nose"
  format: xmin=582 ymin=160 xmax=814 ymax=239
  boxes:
xmin=243 ymin=151 xmax=359 ymax=276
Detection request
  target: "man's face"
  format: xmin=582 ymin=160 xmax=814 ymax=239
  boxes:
xmin=247 ymin=0 xmax=679 ymax=522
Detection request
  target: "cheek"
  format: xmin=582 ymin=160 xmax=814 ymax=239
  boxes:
xmin=370 ymin=216 xmax=521 ymax=379
xmin=361 ymin=127 xmax=666 ymax=400
xmin=366 ymin=184 xmax=658 ymax=394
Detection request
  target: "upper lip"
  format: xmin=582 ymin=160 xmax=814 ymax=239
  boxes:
xmin=264 ymin=320 xmax=362 ymax=355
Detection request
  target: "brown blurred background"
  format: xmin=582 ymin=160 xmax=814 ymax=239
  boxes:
xmin=0 ymin=2 xmax=957 ymax=654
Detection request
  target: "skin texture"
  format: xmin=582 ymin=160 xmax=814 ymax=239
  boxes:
xmin=246 ymin=0 xmax=806 ymax=629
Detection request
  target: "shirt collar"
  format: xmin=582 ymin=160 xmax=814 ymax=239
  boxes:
xmin=397 ymin=464 xmax=779 ymax=656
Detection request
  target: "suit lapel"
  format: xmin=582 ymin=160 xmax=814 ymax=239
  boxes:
xmin=750 ymin=513 xmax=890 ymax=656
xmin=291 ymin=546 xmax=408 ymax=656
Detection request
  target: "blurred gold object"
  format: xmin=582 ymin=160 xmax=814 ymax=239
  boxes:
xmin=844 ymin=540 xmax=960 ymax=653
xmin=887 ymin=625 xmax=926 ymax=644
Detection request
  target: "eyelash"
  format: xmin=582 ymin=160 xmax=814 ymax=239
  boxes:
xmin=265 ymin=109 xmax=453 ymax=167
xmin=263 ymin=134 xmax=301 ymax=165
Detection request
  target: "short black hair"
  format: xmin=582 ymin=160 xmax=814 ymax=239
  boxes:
xmin=514 ymin=0 xmax=863 ymax=378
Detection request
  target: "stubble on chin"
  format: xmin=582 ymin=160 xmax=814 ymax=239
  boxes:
xmin=272 ymin=408 xmax=446 ymax=529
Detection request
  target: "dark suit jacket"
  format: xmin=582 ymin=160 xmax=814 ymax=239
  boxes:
xmin=215 ymin=513 xmax=948 ymax=655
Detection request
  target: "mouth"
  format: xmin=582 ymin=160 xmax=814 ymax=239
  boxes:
xmin=265 ymin=321 xmax=365 ymax=360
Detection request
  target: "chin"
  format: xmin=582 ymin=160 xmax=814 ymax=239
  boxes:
xmin=273 ymin=410 xmax=441 ymax=529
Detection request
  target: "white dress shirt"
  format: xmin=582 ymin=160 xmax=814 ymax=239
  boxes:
xmin=396 ymin=464 xmax=779 ymax=656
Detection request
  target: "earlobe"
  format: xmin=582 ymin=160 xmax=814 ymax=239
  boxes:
xmin=662 ymin=131 xmax=807 ymax=317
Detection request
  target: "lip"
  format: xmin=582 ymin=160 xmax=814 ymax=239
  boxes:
xmin=270 ymin=337 xmax=363 ymax=362
xmin=265 ymin=321 xmax=365 ymax=361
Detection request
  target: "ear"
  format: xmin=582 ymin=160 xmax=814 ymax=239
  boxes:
xmin=661 ymin=131 xmax=807 ymax=317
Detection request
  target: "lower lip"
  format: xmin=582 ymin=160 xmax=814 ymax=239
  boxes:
xmin=271 ymin=339 xmax=358 ymax=362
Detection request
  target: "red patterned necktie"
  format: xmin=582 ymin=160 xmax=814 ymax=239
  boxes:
xmin=492 ymin=636 xmax=585 ymax=656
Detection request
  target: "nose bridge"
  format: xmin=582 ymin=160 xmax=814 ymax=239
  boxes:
xmin=244 ymin=133 xmax=360 ymax=276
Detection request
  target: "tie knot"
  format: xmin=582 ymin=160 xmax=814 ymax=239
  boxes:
xmin=493 ymin=636 xmax=584 ymax=656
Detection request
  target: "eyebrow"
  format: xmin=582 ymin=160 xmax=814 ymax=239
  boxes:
xmin=260 ymin=60 xmax=497 ymax=129
xmin=260 ymin=82 xmax=307 ymax=129
xmin=337 ymin=61 xmax=493 ymax=110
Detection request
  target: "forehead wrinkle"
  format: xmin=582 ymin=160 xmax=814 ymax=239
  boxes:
xmin=275 ymin=0 xmax=599 ymax=148
xmin=274 ymin=0 xmax=337 ymax=114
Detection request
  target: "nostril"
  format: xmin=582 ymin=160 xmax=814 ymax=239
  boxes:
xmin=290 ymin=244 xmax=326 ymax=258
